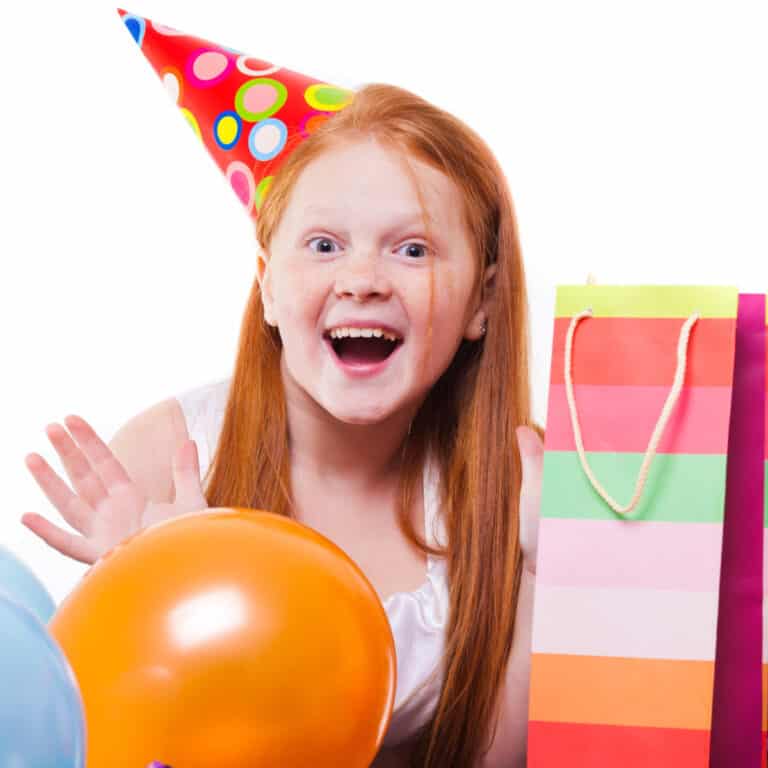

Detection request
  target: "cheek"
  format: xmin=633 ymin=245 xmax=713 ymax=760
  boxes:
xmin=431 ymin=265 xmax=473 ymax=329
xmin=409 ymin=270 xmax=470 ymax=374
xmin=272 ymin=272 xmax=323 ymax=329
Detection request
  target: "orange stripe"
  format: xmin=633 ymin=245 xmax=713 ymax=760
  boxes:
xmin=549 ymin=317 xmax=735 ymax=387
xmin=530 ymin=653 xmax=714 ymax=729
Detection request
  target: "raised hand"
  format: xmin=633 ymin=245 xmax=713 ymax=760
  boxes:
xmin=21 ymin=415 xmax=208 ymax=565
xmin=515 ymin=425 xmax=544 ymax=575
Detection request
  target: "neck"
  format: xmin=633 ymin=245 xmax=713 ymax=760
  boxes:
xmin=280 ymin=355 xmax=420 ymax=494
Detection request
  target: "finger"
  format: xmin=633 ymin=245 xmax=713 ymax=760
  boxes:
xmin=45 ymin=421 xmax=111 ymax=512
xmin=20 ymin=512 xmax=97 ymax=565
xmin=172 ymin=440 xmax=206 ymax=509
xmin=516 ymin=426 xmax=545 ymax=573
xmin=63 ymin=415 xmax=132 ymax=487
xmin=24 ymin=452 xmax=95 ymax=536
xmin=516 ymin=425 xmax=544 ymax=497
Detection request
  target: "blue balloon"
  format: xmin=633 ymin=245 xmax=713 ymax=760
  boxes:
xmin=0 ymin=595 xmax=86 ymax=767
xmin=0 ymin=545 xmax=56 ymax=623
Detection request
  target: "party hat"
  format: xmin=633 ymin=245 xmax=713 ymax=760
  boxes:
xmin=117 ymin=9 xmax=355 ymax=218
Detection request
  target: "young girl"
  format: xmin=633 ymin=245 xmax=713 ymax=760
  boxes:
xmin=21 ymin=83 xmax=545 ymax=767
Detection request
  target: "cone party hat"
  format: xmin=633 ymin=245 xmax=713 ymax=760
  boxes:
xmin=117 ymin=9 xmax=355 ymax=219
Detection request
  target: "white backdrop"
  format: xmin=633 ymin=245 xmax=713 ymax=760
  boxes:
xmin=2 ymin=0 xmax=766 ymax=604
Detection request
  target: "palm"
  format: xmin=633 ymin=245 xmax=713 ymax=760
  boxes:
xmin=84 ymin=480 xmax=146 ymax=550
xmin=21 ymin=414 xmax=207 ymax=565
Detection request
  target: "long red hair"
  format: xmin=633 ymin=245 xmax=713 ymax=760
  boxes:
xmin=204 ymin=83 xmax=539 ymax=766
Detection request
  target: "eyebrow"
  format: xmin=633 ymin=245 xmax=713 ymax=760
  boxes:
xmin=301 ymin=208 xmax=437 ymax=232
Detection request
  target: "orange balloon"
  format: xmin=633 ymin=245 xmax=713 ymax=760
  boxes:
xmin=49 ymin=508 xmax=396 ymax=767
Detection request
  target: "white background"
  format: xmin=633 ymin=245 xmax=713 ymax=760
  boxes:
xmin=2 ymin=1 xmax=766 ymax=604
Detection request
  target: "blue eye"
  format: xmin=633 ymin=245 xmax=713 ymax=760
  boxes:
xmin=398 ymin=243 xmax=429 ymax=259
xmin=307 ymin=237 xmax=339 ymax=254
xmin=307 ymin=238 xmax=430 ymax=258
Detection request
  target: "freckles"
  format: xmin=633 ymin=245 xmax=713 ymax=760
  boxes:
xmin=441 ymin=266 xmax=455 ymax=296
xmin=276 ymin=263 xmax=311 ymax=302
xmin=435 ymin=265 xmax=467 ymax=314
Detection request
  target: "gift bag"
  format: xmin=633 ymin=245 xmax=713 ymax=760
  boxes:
xmin=709 ymin=293 xmax=764 ymax=767
xmin=527 ymin=286 xmax=766 ymax=768
xmin=763 ymin=298 xmax=768 ymax=768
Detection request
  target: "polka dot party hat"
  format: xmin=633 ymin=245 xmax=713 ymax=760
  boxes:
xmin=117 ymin=8 xmax=355 ymax=219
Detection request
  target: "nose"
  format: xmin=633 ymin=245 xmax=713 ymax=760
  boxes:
xmin=333 ymin=250 xmax=391 ymax=302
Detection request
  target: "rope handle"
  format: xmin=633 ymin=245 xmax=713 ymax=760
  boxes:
xmin=565 ymin=307 xmax=699 ymax=517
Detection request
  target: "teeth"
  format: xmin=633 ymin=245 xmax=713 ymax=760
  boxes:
xmin=328 ymin=327 xmax=400 ymax=342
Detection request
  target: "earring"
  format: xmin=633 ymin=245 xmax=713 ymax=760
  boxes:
xmin=480 ymin=321 xmax=487 ymax=336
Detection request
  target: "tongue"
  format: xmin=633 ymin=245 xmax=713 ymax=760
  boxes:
xmin=337 ymin=337 xmax=395 ymax=364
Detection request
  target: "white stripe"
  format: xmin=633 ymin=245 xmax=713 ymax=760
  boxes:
xmin=532 ymin=584 xmax=720 ymax=661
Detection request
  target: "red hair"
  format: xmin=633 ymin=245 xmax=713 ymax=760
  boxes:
xmin=204 ymin=83 xmax=540 ymax=766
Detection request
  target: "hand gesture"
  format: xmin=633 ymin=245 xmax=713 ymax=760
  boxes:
xmin=21 ymin=415 xmax=208 ymax=565
xmin=515 ymin=425 xmax=545 ymax=575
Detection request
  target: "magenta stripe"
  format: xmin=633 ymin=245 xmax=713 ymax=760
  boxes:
xmin=545 ymin=384 xmax=731 ymax=454
xmin=537 ymin=518 xmax=723 ymax=592
xmin=763 ymin=532 xmax=768 ymax=661
xmin=710 ymin=292 xmax=765 ymax=767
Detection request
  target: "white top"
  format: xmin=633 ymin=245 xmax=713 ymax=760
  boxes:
xmin=174 ymin=377 xmax=450 ymax=747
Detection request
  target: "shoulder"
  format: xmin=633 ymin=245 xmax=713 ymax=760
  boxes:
xmin=108 ymin=396 xmax=189 ymax=504
xmin=107 ymin=379 xmax=231 ymax=505
xmin=175 ymin=377 xmax=232 ymax=427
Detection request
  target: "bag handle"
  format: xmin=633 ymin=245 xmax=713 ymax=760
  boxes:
xmin=565 ymin=307 xmax=699 ymax=517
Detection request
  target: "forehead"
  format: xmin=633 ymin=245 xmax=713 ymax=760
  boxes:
xmin=281 ymin=137 xmax=465 ymax=232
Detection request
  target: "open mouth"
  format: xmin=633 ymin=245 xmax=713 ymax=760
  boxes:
xmin=323 ymin=333 xmax=403 ymax=365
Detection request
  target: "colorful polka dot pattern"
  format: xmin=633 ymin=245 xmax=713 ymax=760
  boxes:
xmin=117 ymin=7 xmax=355 ymax=218
xmin=248 ymin=118 xmax=287 ymax=161
xmin=122 ymin=13 xmax=145 ymax=46
xmin=234 ymin=78 xmax=287 ymax=122
xmin=214 ymin=111 xmax=242 ymax=149
xmin=161 ymin=67 xmax=183 ymax=104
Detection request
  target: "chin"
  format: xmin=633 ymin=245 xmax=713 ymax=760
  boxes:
xmin=325 ymin=400 xmax=398 ymax=427
xmin=334 ymin=411 xmax=393 ymax=427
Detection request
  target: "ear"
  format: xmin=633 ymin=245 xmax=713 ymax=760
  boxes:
xmin=256 ymin=246 xmax=277 ymax=327
xmin=465 ymin=262 xmax=498 ymax=341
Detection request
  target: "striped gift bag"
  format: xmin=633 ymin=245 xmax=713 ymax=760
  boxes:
xmin=527 ymin=286 xmax=765 ymax=767
xmin=709 ymin=293 xmax=764 ymax=766
xmin=764 ymin=298 xmax=768 ymax=767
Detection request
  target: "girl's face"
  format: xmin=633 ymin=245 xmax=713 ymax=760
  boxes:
xmin=258 ymin=136 xmax=494 ymax=427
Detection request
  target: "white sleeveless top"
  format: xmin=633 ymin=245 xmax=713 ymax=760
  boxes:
xmin=174 ymin=377 xmax=450 ymax=747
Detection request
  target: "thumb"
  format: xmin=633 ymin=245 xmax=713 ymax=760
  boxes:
xmin=516 ymin=425 xmax=545 ymax=572
xmin=172 ymin=440 xmax=206 ymax=508
xmin=516 ymin=426 xmax=544 ymax=492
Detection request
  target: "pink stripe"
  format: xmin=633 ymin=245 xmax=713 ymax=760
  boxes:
xmin=537 ymin=518 xmax=723 ymax=592
xmin=545 ymin=384 xmax=731 ymax=454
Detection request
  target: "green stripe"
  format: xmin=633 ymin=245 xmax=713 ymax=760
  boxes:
xmin=541 ymin=451 xmax=726 ymax=523
xmin=555 ymin=285 xmax=738 ymax=319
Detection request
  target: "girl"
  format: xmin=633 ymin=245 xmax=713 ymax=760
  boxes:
xmin=21 ymin=83 xmax=545 ymax=767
